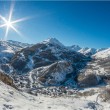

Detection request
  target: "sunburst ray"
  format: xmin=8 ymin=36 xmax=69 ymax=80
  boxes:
xmin=11 ymin=17 xmax=31 ymax=24
xmin=4 ymin=26 xmax=9 ymax=40
xmin=8 ymin=2 xmax=14 ymax=22
xmin=0 ymin=24 xmax=7 ymax=28
xmin=0 ymin=2 xmax=30 ymax=40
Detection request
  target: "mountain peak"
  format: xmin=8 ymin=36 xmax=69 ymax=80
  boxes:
xmin=68 ymin=45 xmax=81 ymax=51
xmin=42 ymin=38 xmax=64 ymax=47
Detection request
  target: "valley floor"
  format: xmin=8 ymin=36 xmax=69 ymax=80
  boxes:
xmin=0 ymin=81 xmax=110 ymax=110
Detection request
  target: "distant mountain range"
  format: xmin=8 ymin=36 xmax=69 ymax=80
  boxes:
xmin=0 ymin=38 xmax=110 ymax=93
xmin=68 ymin=44 xmax=108 ymax=58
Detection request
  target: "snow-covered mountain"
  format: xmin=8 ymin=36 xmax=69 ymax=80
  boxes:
xmin=0 ymin=40 xmax=31 ymax=52
xmin=0 ymin=40 xmax=31 ymax=73
xmin=93 ymin=48 xmax=110 ymax=59
xmin=8 ymin=38 xmax=88 ymax=90
xmin=10 ymin=38 xmax=85 ymax=74
xmin=68 ymin=45 xmax=81 ymax=51
xmin=0 ymin=38 xmax=109 ymax=90
xmin=0 ymin=38 xmax=110 ymax=110
xmin=0 ymin=41 xmax=14 ymax=64
xmin=68 ymin=45 xmax=107 ymax=56
xmin=42 ymin=38 xmax=65 ymax=47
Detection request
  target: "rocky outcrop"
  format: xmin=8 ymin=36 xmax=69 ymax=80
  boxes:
xmin=0 ymin=71 xmax=16 ymax=88
xmin=77 ymin=73 xmax=100 ymax=87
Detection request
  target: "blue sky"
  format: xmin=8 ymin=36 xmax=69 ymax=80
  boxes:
xmin=0 ymin=1 xmax=110 ymax=48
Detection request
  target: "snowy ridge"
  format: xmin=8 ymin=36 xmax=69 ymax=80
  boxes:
xmin=7 ymin=40 xmax=32 ymax=51
xmin=68 ymin=44 xmax=109 ymax=57
xmin=93 ymin=48 xmax=110 ymax=59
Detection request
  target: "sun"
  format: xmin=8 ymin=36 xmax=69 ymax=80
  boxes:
xmin=6 ymin=21 xmax=12 ymax=27
xmin=0 ymin=2 xmax=29 ymax=40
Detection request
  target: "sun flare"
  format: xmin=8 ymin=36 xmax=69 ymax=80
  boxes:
xmin=0 ymin=3 xmax=29 ymax=40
